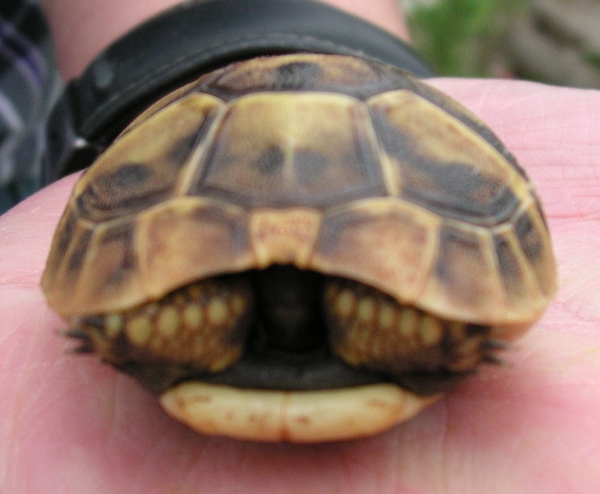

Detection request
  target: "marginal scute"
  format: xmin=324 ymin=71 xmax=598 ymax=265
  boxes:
xmin=249 ymin=208 xmax=322 ymax=268
xmin=65 ymin=225 xmax=94 ymax=276
xmin=54 ymin=209 xmax=78 ymax=260
xmin=138 ymin=197 xmax=254 ymax=303
xmin=313 ymin=198 xmax=439 ymax=306
xmin=493 ymin=228 xmax=540 ymax=310
xmin=420 ymin=225 xmax=507 ymax=323
xmin=42 ymin=215 xmax=94 ymax=308
xmin=47 ymin=219 xmax=147 ymax=316
xmin=514 ymin=203 xmax=557 ymax=298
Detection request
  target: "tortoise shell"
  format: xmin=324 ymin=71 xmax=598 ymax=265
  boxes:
xmin=42 ymin=54 xmax=556 ymax=442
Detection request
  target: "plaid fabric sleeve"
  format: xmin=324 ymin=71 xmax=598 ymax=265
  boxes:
xmin=0 ymin=0 xmax=61 ymax=213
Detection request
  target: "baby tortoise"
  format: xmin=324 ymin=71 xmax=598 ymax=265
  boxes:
xmin=42 ymin=54 xmax=556 ymax=442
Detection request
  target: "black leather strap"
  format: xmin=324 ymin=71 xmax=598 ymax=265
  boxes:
xmin=43 ymin=0 xmax=434 ymax=184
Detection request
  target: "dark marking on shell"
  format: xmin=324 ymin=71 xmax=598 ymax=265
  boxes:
xmin=372 ymin=117 xmax=520 ymax=226
xmin=78 ymin=163 xmax=171 ymax=220
xmin=195 ymin=100 xmax=386 ymax=209
xmin=494 ymin=235 xmax=526 ymax=298
xmin=465 ymin=323 xmax=491 ymax=337
xmin=66 ymin=229 xmax=93 ymax=274
xmin=435 ymin=227 xmax=488 ymax=308
xmin=481 ymin=339 xmax=509 ymax=350
xmin=100 ymin=162 xmax=151 ymax=190
xmin=399 ymin=80 xmax=526 ymax=178
xmin=56 ymin=211 xmax=77 ymax=255
xmin=405 ymin=158 xmax=506 ymax=204
xmin=535 ymin=196 xmax=550 ymax=229
xmin=99 ymin=223 xmax=137 ymax=287
xmin=78 ymin=164 xmax=150 ymax=214
xmin=274 ymin=61 xmax=322 ymax=90
xmin=168 ymin=131 xmax=200 ymax=165
xmin=255 ymin=146 xmax=285 ymax=175
xmin=198 ymin=55 xmax=421 ymax=101
xmin=515 ymin=211 xmax=543 ymax=262
xmin=79 ymin=315 xmax=105 ymax=329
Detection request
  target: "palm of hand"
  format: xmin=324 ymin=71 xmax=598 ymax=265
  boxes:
xmin=0 ymin=79 xmax=599 ymax=493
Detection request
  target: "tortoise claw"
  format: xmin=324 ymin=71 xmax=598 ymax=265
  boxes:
xmin=71 ymin=343 xmax=94 ymax=354
xmin=482 ymin=339 xmax=510 ymax=351
xmin=481 ymin=354 xmax=506 ymax=366
xmin=79 ymin=316 xmax=105 ymax=329
xmin=61 ymin=328 xmax=94 ymax=353
xmin=63 ymin=328 xmax=89 ymax=340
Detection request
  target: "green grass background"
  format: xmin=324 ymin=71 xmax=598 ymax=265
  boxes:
xmin=401 ymin=0 xmax=527 ymax=77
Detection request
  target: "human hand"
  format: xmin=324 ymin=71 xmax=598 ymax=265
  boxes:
xmin=0 ymin=77 xmax=599 ymax=493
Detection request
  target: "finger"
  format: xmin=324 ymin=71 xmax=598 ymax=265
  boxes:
xmin=321 ymin=0 xmax=410 ymax=40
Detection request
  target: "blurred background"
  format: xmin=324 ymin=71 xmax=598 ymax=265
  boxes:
xmin=399 ymin=0 xmax=600 ymax=88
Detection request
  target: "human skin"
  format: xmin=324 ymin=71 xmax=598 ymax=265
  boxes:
xmin=41 ymin=0 xmax=409 ymax=80
xmin=2 ymin=1 xmax=600 ymax=493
